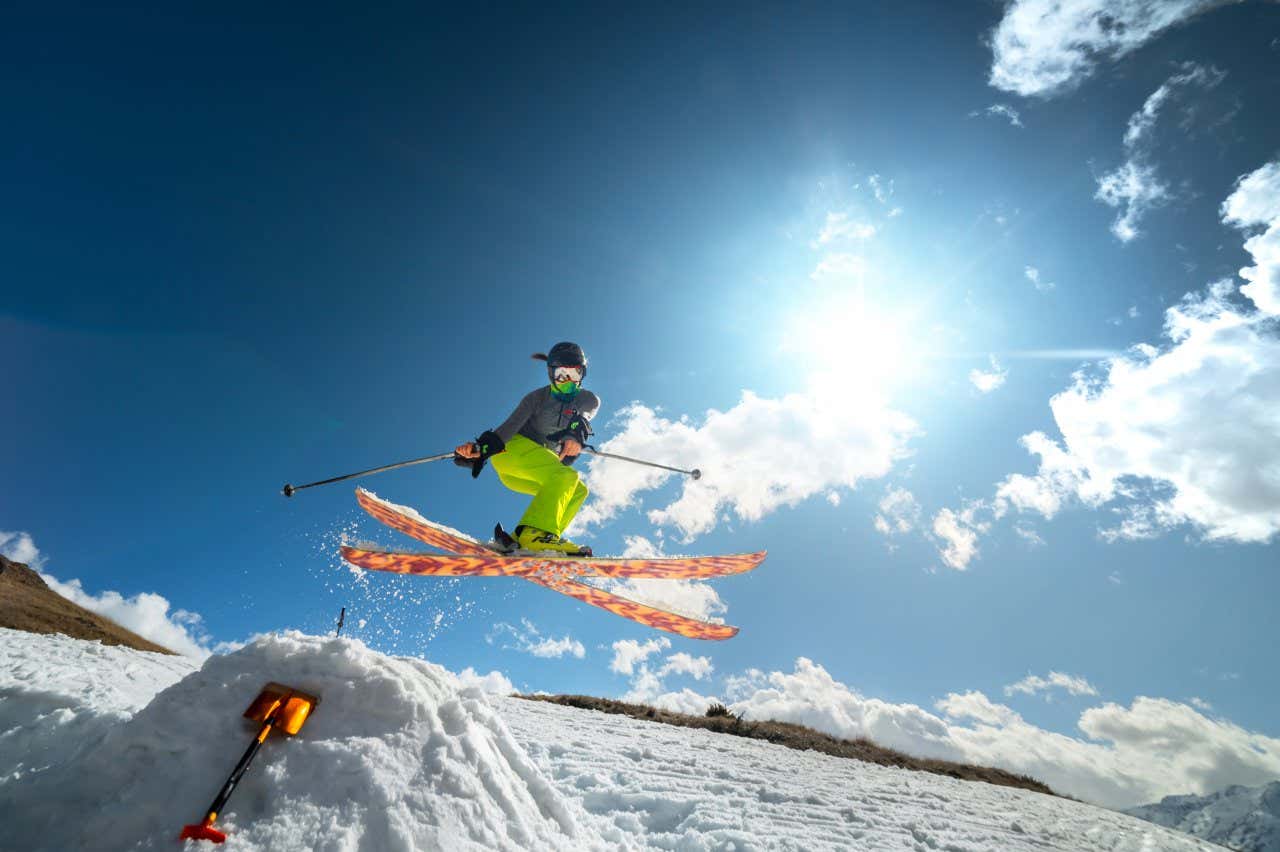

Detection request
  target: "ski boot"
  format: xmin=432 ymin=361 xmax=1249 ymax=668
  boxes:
xmin=514 ymin=525 xmax=593 ymax=557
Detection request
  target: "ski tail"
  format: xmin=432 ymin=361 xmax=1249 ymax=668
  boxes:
xmin=355 ymin=488 xmax=491 ymax=555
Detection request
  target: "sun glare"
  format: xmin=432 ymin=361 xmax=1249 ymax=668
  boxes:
xmin=780 ymin=295 xmax=922 ymax=397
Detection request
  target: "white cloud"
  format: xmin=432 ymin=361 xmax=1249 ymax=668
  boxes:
xmin=0 ymin=531 xmax=43 ymax=567
xmin=1095 ymin=64 xmax=1226 ymax=242
xmin=969 ymin=356 xmax=1009 ymax=393
xmin=988 ymin=0 xmax=1237 ymax=97
xmin=659 ymin=652 xmax=714 ymax=680
xmin=610 ymin=637 xmax=671 ymax=676
xmin=575 ymin=390 xmax=919 ymax=542
xmin=809 ymin=252 xmax=866 ymax=284
xmin=969 ymin=103 xmax=1024 ymax=127
xmin=1190 ymin=697 xmax=1213 ymax=711
xmin=38 ymin=571 xmax=214 ymax=659
xmin=455 ymin=667 xmax=515 ymax=696
xmin=1221 ymin=160 xmax=1280 ymax=315
xmin=873 ymin=487 xmax=922 ymax=538
xmin=812 ymin=211 xmax=876 ymax=247
xmin=1006 ymin=671 xmax=1100 ymax=698
xmin=727 ymin=657 xmax=1280 ymax=809
xmin=868 ymin=173 xmax=893 ymax=206
xmin=931 ymin=507 xmax=983 ymax=571
xmin=1024 ymin=265 xmax=1055 ymax=292
xmin=935 ymin=160 xmax=1280 ymax=566
xmin=488 ymin=619 xmax=585 ymax=660
xmin=646 ymin=688 xmax=721 ymax=716
xmin=1013 ymin=523 xmax=1046 ymax=547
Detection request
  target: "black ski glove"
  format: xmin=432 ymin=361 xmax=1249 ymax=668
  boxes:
xmin=547 ymin=417 xmax=591 ymax=464
xmin=454 ymin=430 xmax=505 ymax=478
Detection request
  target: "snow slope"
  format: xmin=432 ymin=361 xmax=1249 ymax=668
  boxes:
xmin=1126 ymin=782 xmax=1280 ymax=852
xmin=0 ymin=628 xmax=1226 ymax=851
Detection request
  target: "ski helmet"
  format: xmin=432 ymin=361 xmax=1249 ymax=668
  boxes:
xmin=535 ymin=341 xmax=587 ymax=379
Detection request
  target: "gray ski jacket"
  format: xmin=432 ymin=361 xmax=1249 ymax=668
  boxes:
xmin=493 ymin=387 xmax=600 ymax=458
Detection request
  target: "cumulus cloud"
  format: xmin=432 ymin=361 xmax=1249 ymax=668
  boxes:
xmin=1096 ymin=63 xmax=1226 ymax=242
xmin=934 ymin=160 xmax=1280 ymax=567
xmin=1221 ymin=160 xmax=1280 ymax=315
xmin=575 ymin=391 xmax=919 ymax=543
xmin=488 ymin=619 xmax=585 ymax=659
xmin=659 ymin=652 xmax=714 ymax=680
xmin=969 ymin=103 xmax=1024 ymax=127
xmin=1006 ymin=671 xmax=1100 ymax=698
xmin=1024 ymin=265 xmax=1055 ymax=292
xmin=874 ymin=487 xmax=922 ymax=539
xmin=39 ymin=572 xmax=214 ymax=659
xmin=0 ymin=531 xmax=43 ymax=567
xmin=969 ymin=356 xmax=1009 ymax=393
xmin=726 ymin=657 xmax=1280 ymax=809
xmin=988 ymin=0 xmax=1238 ymax=97
xmin=613 ymin=639 xmax=719 ymax=712
xmin=596 ymin=536 xmax=729 ymax=623
xmin=610 ymin=637 xmax=671 ymax=676
xmin=455 ymin=667 xmax=515 ymax=696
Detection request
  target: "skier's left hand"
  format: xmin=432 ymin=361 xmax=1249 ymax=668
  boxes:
xmin=558 ymin=438 xmax=582 ymax=461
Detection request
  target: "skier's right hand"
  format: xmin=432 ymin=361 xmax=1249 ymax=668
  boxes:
xmin=455 ymin=430 xmax=505 ymax=478
xmin=455 ymin=442 xmax=480 ymax=459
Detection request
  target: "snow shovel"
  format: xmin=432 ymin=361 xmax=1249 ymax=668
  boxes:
xmin=179 ymin=682 xmax=320 ymax=844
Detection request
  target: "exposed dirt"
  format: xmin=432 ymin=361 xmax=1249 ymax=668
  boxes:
xmin=0 ymin=554 xmax=175 ymax=654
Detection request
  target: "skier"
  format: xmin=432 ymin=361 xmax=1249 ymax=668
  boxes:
xmin=454 ymin=341 xmax=598 ymax=556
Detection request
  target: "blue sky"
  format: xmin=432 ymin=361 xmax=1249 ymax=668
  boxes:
xmin=3 ymin=2 xmax=1279 ymax=808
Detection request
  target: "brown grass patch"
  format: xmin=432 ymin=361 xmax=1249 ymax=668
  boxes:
xmin=0 ymin=555 xmax=175 ymax=654
xmin=519 ymin=693 xmax=1056 ymax=797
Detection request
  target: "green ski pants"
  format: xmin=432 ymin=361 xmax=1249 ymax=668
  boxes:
xmin=489 ymin=435 xmax=589 ymax=536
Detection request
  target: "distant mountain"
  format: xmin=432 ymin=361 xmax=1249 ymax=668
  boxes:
xmin=1125 ymin=781 xmax=1280 ymax=852
xmin=0 ymin=554 xmax=174 ymax=654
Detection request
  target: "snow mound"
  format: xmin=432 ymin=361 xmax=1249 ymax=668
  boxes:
xmin=1 ymin=631 xmax=595 ymax=850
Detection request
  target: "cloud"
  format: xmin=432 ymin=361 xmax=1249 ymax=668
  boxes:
xmin=874 ymin=487 xmax=922 ymax=539
xmin=455 ymin=667 xmax=515 ymax=696
xmin=987 ymin=0 xmax=1237 ymax=97
xmin=1005 ymin=671 xmax=1100 ymax=698
xmin=598 ymin=536 xmax=728 ymax=622
xmin=659 ymin=652 xmax=714 ymax=680
xmin=0 ymin=531 xmax=44 ymax=567
xmin=1095 ymin=63 xmax=1226 ymax=242
xmin=726 ymin=658 xmax=1280 ymax=809
xmin=613 ymin=640 xmax=719 ymax=712
xmin=610 ymin=637 xmax=671 ymax=676
xmin=575 ymin=391 xmax=919 ymax=543
xmin=38 ymin=571 xmax=214 ymax=659
xmin=969 ymin=103 xmax=1024 ymax=127
xmin=931 ymin=506 xmax=985 ymax=571
xmin=935 ymin=161 xmax=1280 ymax=566
xmin=969 ymin=356 xmax=1009 ymax=393
xmin=1221 ymin=160 xmax=1280 ymax=315
xmin=812 ymin=212 xmax=876 ymax=247
xmin=1024 ymin=265 xmax=1055 ymax=292
xmin=488 ymin=619 xmax=585 ymax=659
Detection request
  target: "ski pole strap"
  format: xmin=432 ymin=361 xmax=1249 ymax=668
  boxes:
xmin=582 ymin=446 xmax=701 ymax=480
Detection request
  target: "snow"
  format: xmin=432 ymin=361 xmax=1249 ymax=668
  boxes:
xmin=1126 ymin=782 xmax=1280 ymax=851
xmin=1 ymin=627 xmax=1227 ymax=851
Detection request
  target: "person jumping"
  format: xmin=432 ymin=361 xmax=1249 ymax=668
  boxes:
xmin=454 ymin=341 xmax=598 ymax=556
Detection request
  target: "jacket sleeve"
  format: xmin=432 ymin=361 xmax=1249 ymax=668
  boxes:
xmin=578 ymin=391 xmax=600 ymax=424
xmin=492 ymin=389 xmax=540 ymax=444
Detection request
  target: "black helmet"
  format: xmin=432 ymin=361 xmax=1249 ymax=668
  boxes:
xmin=535 ymin=341 xmax=588 ymax=380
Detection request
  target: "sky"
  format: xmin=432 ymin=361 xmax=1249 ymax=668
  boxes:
xmin=3 ymin=0 xmax=1279 ymax=810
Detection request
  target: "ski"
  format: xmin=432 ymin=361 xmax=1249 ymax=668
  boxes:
xmin=350 ymin=488 xmax=760 ymax=639
xmin=523 ymin=573 xmax=738 ymax=641
xmin=339 ymin=546 xmax=765 ymax=579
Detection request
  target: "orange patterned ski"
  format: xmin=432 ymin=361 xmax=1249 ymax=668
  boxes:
xmin=339 ymin=545 xmax=764 ymax=578
xmin=350 ymin=488 xmax=759 ymax=639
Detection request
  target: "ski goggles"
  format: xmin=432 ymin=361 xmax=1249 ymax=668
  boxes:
xmin=551 ymin=365 xmax=585 ymax=384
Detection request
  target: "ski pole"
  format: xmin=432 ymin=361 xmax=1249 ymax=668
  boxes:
xmin=282 ymin=452 xmax=456 ymax=497
xmin=583 ymin=445 xmax=701 ymax=480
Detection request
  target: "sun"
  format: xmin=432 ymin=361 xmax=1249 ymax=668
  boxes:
xmin=778 ymin=292 xmax=922 ymax=397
